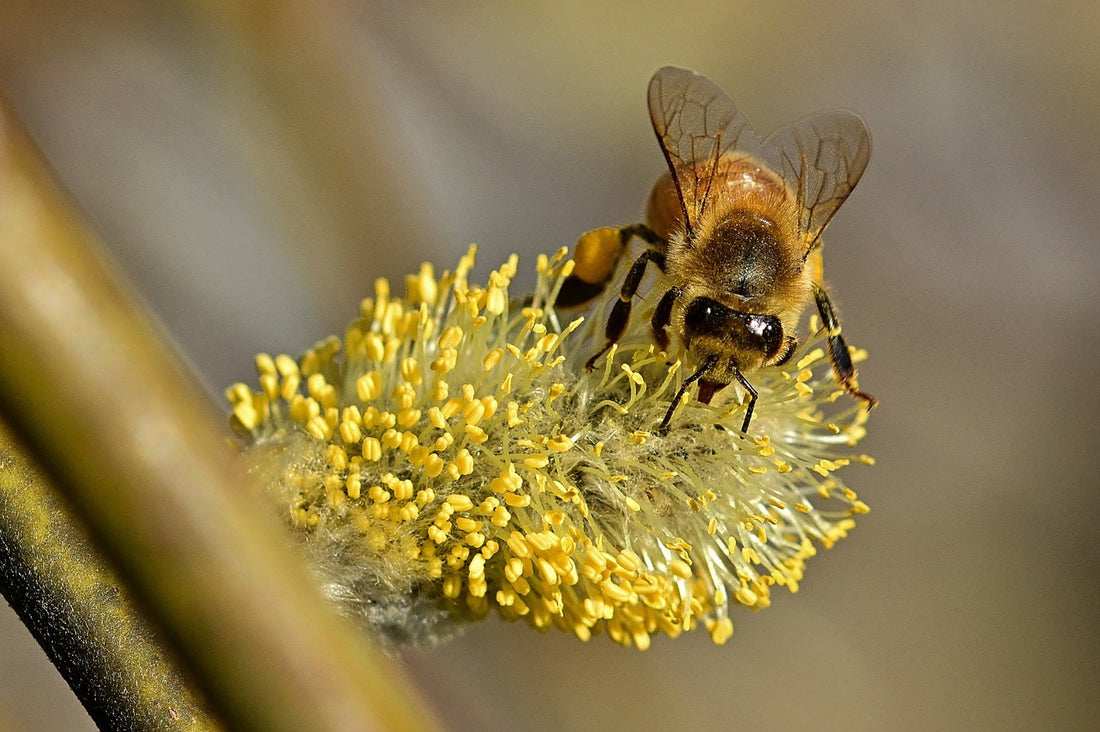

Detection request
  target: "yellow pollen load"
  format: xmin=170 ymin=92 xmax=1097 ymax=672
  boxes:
xmin=226 ymin=246 xmax=874 ymax=649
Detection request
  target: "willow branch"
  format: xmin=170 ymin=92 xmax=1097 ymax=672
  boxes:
xmin=0 ymin=421 xmax=219 ymax=729
xmin=0 ymin=91 xmax=438 ymax=730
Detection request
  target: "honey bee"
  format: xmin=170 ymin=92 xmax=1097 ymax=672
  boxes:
xmin=559 ymin=66 xmax=876 ymax=433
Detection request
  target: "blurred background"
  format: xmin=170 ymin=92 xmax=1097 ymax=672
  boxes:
xmin=0 ymin=1 xmax=1096 ymax=729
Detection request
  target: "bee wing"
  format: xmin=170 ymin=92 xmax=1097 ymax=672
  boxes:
xmin=647 ymin=66 xmax=762 ymax=238
xmin=761 ymin=111 xmax=871 ymax=245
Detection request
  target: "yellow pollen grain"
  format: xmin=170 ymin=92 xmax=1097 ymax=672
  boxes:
xmin=546 ymin=435 xmax=573 ymax=452
xmin=600 ymin=579 xmax=632 ymax=604
xmin=796 ymin=382 xmax=814 ymax=398
xmin=231 ymin=402 xmax=259 ymax=432
xmin=424 ymin=519 xmax=446 ymax=541
xmin=255 ymin=352 xmax=276 ymax=375
xmin=339 ymin=421 xmax=361 ymax=445
xmin=356 ymin=371 xmax=383 ymax=401
xmin=381 ymin=428 xmax=401 ymax=449
xmin=438 ymin=325 xmax=464 ymax=350
xmin=536 ymin=558 xmax=558 ymax=585
xmin=326 ymin=444 xmax=348 ymax=470
xmin=524 ymin=454 xmax=550 ymax=470
xmin=432 ymin=349 xmax=458 ymax=374
xmin=542 ymin=510 xmax=565 ymax=528
xmin=796 ymin=348 xmax=825 ymax=369
xmin=361 ymin=437 xmax=382 ymax=461
xmin=503 ymin=493 xmax=531 ymax=508
xmin=257 ymin=373 xmax=279 ymax=401
xmin=399 ymin=431 xmax=419 ymax=453
xmin=428 ymin=407 xmax=448 ymax=430
xmin=274 ymin=353 xmax=298 ymax=378
xmin=287 ymin=395 xmax=316 ymax=424
xmin=465 ymin=424 xmax=488 ymax=443
xmin=491 ymin=466 xmax=522 ymax=493
xmin=405 ymin=262 xmax=438 ymax=305
xmin=507 ymin=532 xmax=532 ymax=558
xmin=397 ymin=408 xmax=422 ymax=427
xmin=455 ymin=517 xmax=482 ymax=533
xmin=486 ymin=286 xmax=507 ymax=315
xmin=345 ymin=475 xmax=361 ymax=500
xmin=408 ymin=444 xmax=430 ymax=466
xmin=506 ymin=401 xmax=522 ymax=427
xmin=305 ymin=415 xmax=331 ymax=440
xmin=546 ymin=383 xmax=565 ymax=407
xmin=431 ymin=380 xmax=449 ymax=402
xmin=442 ymin=576 xmax=461 ymax=599
xmin=526 ymin=531 xmax=556 ymax=554
xmin=363 ymin=333 xmax=386 ymax=362
xmin=226 ymin=382 xmax=252 ymax=405
xmin=463 ymin=400 xmax=486 ymax=426
xmin=440 ymin=399 xmax=463 ymax=420
xmin=536 ymin=333 xmax=558 ymax=352
xmin=454 ymin=448 xmax=474 ymax=475
xmin=279 ymin=373 xmax=301 ymax=402
xmin=446 ymin=494 xmax=474 ymax=512
xmin=670 ymin=559 xmax=692 ymax=579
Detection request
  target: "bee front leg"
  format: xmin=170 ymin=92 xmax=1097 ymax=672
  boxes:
xmin=585 ymin=247 xmax=666 ymax=370
xmin=659 ymin=355 xmax=719 ymax=433
xmin=731 ymin=368 xmax=759 ymax=434
xmin=812 ymin=283 xmax=877 ymax=409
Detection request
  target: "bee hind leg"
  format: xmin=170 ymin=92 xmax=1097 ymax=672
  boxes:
xmin=812 ymin=283 xmax=877 ymax=410
xmin=658 ymin=355 xmax=719 ymax=433
xmin=558 ymin=224 xmax=664 ymax=307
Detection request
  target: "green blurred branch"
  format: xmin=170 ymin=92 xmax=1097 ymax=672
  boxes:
xmin=0 ymin=421 xmax=219 ymax=729
xmin=0 ymin=90 xmax=438 ymax=729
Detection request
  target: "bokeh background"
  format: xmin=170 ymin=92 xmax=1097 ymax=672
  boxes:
xmin=1 ymin=2 xmax=1096 ymax=729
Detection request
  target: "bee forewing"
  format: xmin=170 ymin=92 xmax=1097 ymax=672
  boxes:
xmin=647 ymin=66 xmax=762 ymax=235
xmin=761 ymin=111 xmax=871 ymax=245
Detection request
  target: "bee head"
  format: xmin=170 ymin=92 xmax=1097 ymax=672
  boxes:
xmin=682 ymin=296 xmax=787 ymax=370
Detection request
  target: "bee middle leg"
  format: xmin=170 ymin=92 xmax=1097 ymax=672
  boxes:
xmin=584 ymin=246 xmax=667 ymax=370
xmin=813 ymin=283 xmax=877 ymax=410
xmin=651 ymin=286 xmax=681 ymax=351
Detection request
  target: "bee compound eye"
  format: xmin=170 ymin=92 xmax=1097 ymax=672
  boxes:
xmin=683 ymin=297 xmax=727 ymax=336
xmin=747 ymin=315 xmax=784 ymax=358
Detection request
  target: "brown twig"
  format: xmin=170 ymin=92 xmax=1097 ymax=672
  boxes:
xmin=0 ymin=90 xmax=438 ymax=731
